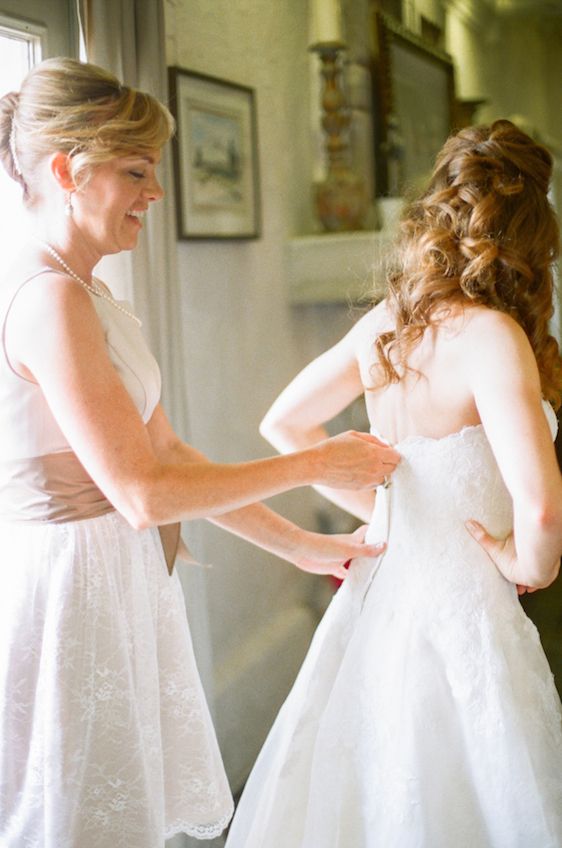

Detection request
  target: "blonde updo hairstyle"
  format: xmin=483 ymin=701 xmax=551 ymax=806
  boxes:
xmin=376 ymin=119 xmax=562 ymax=408
xmin=0 ymin=57 xmax=174 ymax=206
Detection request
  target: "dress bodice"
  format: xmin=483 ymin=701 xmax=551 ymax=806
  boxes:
xmin=360 ymin=402 xmax=558 ymax=606
xmin=0 ymin=269 xmax=161 ymax=461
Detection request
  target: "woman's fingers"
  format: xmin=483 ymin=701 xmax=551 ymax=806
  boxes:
xmin=316 ymin=430 xmax=401 ymax=490
xmin=333 ymin=564 xmax=350 ymax=580
xmin=517 ymin=584 xmax=538 ymax=595
xmin=465 ymin=519 xmax=496 ymax=554
xmin=351 ymin=435 xmax=401 ymax=477
xmin=466 ymin=519 xmax=507 ymax=565
xmin=329 ymin=540 xmax=386 ymax=579
xmin=296 ymin=524 xmax=388 ymax=578
xmin=331 ymin=531 xmax=386 ymax=560
xmin=360 ymin=541 xmax=387 ymax=558
xmin=465 ymin=520 xmax=521 ymax=586
xmin=351 ymin=432 xmax=401 ymax=467
xmin=350 ymin=524 xmax=368 ymax=542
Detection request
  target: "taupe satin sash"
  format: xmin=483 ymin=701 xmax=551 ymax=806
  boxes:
xmin=0 ymin=451 xmax=185 ymax=575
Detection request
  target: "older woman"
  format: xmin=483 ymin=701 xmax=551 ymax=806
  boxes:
xmin=0 ymin=58 xmax=399 ymax=848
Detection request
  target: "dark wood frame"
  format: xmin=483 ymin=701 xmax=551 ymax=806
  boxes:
xmin=372 ymin=12 xmax=456 ymax=197
xmin=167 ymin=67 xmax=261 ymax=240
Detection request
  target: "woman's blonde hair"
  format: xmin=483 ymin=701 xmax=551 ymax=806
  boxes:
xmin=0 ymin=57 xmax=174 ymax=205
xmin=376 ymin=119 xmax=562 ymax=408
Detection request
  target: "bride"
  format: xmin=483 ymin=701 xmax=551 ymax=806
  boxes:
xmin=225 ymin=120 xmax=562 ymax=847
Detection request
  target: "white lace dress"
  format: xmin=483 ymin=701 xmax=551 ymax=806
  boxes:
xmin=226 ymin=402 xmax=562 ymax=848
xmin=0 ymin=272 xmax=233 ymax=847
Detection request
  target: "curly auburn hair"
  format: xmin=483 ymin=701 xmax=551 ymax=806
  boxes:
xmin=375 ymin=119 xmax=562 ymax=409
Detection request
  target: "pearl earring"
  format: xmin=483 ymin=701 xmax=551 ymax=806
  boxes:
xmin=65 ymin=192 xmax=74 ymax=217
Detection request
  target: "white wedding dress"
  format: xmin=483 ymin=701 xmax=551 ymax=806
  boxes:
xmin=0 ymin=270 xmax=233 ymax=847
xmin=226 ymin=402 xmax=562 ymax=848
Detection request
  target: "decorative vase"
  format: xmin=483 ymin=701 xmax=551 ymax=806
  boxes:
xmin=314 ymin=167 xmax=367 ymax=232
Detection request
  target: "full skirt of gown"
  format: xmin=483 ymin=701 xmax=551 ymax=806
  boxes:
xmin=226 ymin=423 xmax=562 ymax=848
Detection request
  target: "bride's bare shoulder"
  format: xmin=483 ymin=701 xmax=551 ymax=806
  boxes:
xmin=351 ymin=299 xmax=395 ymax=341
xmin=347 ymin=300 xmax=395 ymax=384
xmin=458 ymin=305 xmax=529 ymax=346
xmin=450 ymin=306 xmax=537 ymax=383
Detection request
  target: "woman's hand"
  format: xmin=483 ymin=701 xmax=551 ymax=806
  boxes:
xmin=311 ymin=431 xmax=400 ymax=490
xmin=465 ymin=520 xmax=518 ymax=582
xmin=287 ymin=525 xmax=386 ymax=580
xmin=465 ymin=520 xmax=555 ymax=591
xmin=515 ymin=584 xmax=539 ymax=596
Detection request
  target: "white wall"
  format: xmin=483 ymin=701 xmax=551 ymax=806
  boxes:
xmin=163 ymin=0 xmax=360 ymax=794
xmin=444 ymin=1 xmax=562 ymax=135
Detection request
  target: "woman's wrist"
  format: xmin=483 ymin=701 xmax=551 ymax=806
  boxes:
xmin=269 ymin=523 xmax=319 ymax=568
xmin=278 ymin=444 xmax=319 ymax=489
xmin=268 ymin=521 xmax=307 ymax=562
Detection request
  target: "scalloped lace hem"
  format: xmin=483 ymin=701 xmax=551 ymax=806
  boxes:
xmin=164 ymin=805 xmax=234 ymax=840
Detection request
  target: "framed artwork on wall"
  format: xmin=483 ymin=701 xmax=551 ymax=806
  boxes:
xmin=168 ymin=67 xmax=261 ymax=240
xmin=372 ymin=13 xmax=455 ymax=198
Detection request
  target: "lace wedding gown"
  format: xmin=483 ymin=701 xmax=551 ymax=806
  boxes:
xmin=226 ymin=402 xmax=562 ymax=848
xmin=0 ymin=271 xmax=233 ymax=847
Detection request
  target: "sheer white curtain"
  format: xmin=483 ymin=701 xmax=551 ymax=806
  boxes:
xmin=76 ymin=8 xmax=221 ymax=846
xmin=77 ymin=0 xmax=180 ymax=374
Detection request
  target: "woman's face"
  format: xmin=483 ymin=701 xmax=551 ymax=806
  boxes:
xmin=73 ymin=150 xmax=164 ymax=256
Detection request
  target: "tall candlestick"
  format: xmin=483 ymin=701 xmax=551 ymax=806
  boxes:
xmin=311 ymin=43 xmax=367 ymax=232
xmin=309 ymin=0 xmax=344 ymax=48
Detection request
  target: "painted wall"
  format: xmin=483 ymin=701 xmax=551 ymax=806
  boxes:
xmin=163 ymin=0 xmax=361 ymax=796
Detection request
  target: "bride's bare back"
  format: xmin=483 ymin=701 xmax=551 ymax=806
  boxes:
xmin=355 ymin=300 xmax=485 ymax=443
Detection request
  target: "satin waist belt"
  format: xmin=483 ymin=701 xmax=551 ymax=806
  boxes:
xmin=0 ymin=451 xmax=114 ymax=523
xmin=0 ymin=451 xmax=181 ymax=574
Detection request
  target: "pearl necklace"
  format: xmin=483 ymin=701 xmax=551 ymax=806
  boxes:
xmin=41 ymin=243 xmax=142 ymax=327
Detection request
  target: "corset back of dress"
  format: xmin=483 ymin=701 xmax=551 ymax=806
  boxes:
xmin=359 ymin=403 xmax=557 ymax=612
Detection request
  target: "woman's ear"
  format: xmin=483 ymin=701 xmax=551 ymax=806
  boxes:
xmin=49 ymin=151 xmax=76 ymax=191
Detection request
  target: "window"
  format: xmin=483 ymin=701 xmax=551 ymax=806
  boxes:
xmin=0 ymin=15 xmax=44 ymax=263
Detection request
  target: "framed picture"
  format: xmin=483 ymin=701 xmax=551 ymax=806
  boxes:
xmin=372 ymin=13 xmax=455 ymax=197
xmin=168 ymin=67 xmax=261 ymax=240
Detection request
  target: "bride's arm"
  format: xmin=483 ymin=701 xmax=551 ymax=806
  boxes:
xmin=259 ymin=305 xmax=397 ymax=523
xmin=464 ymin=310 xmax=562 ymax=589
